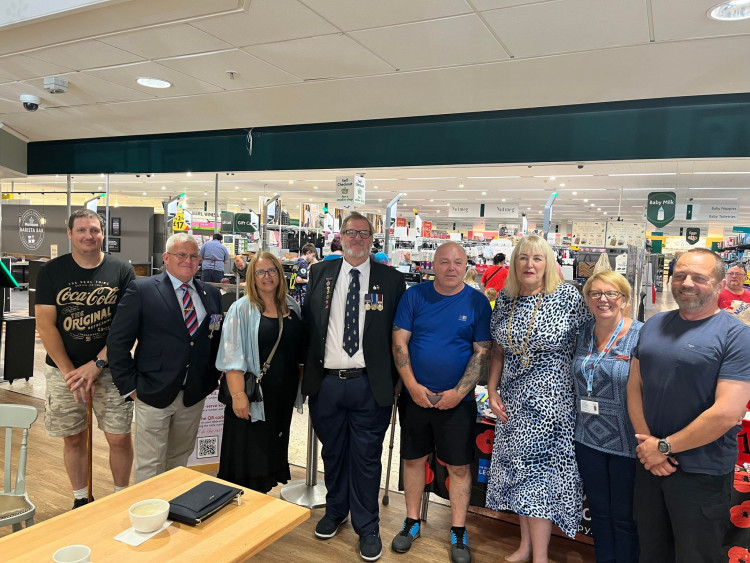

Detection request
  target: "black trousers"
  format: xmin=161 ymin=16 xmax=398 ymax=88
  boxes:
xmin=201 ymin=269 xmax=224 ymax=283
xmin=309 ymin=374 xmax=391 ymax=536
xmin=633 ymin=463 xmax=732 ymax=563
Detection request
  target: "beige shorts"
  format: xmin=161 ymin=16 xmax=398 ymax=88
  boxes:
xmin=45 ymin=365 xmax=134 ymax=437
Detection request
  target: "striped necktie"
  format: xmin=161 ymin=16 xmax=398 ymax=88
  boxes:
xmin=180 ymin=283 xmax=198 ymax=337
xmin=343 ymin=269 xmax=360 ymax=357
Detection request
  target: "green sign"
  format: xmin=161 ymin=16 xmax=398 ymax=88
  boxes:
xmin=220 ymin=211 xmax=234 ymax=233
xmin=732 ymin=226 xmax=750 ymax=233
xmin=233 ymin=213 xmax=256 ymax=233
xmin=646 ymin=192 xmax=676 ymax=228
xmin=686 ymin=227 xmax=700 ymax=245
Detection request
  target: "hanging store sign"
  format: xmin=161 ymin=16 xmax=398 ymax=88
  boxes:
xmin=233 ymin=213 xmax=256 ymax=233
xmin=686 ymin=227 xmax=700 ymax=245
xmin=646 ymin=192 xmax=676 ymax=228
xmin=220 ymin=211 xmax=235 ymax=233
xmin=19 ymin=209 xmax=44 ymax=250
xmin=448 ymin=203 xmax=481 ymax=218
xmin=571 ymin=221 xmax=606 ymax=248
xmin=172 ymin=213 xmax=188 ymax=232
xmin=484 ymin=203 xmax=519 ymax=219
xmin=336 ymin=175 xmax=365 ymax=209
xmin=605 ymin=222 xmax=646 ymax=249
xmin=422 ymin=221 xmax=433 ymax=238
xmin=686 ymin=203 xmax=738 ymax=222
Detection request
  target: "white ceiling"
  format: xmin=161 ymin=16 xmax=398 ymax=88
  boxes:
xmin=1 ymin=0 xmax=750 ymax=233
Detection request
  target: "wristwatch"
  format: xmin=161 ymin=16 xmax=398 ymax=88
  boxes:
xmin=657 ymin=437 xmax=672 ymax=456
xmin=94 ymin=357 xmax=107 ymax=369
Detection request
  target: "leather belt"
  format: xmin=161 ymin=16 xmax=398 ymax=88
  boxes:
xmin=324 ymin=368 xmax=367 ymax=379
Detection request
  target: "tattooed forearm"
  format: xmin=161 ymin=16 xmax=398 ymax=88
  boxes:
xmin=392 ymin=324 xmax=402 ymax=332
xmin=394 ymin=344 xmax=411 ymax=369
xmin=455 ymin=340 xmax=491 ymax=396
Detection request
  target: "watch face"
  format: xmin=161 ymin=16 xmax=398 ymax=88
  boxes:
xmin=658 ymin=440 xmax=669 ymax=454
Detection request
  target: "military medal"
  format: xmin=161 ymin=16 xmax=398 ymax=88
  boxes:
xmin=208 ymin=313 xmax=223 ymax=339
xmin=365 ymin=295 xmax=372 ymax=311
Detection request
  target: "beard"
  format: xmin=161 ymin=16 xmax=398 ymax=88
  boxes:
xmin=671 ymin=285 xmax=720 ymax=311
xmin=343 ymin=244 xmax=370 ymax=260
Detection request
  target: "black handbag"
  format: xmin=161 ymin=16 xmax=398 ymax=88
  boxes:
xmin=168 ymin=481 xmax=243 ymax=525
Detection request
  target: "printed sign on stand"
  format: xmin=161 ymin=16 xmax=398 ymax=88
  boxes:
xmin=187 ymin=390 xmax=224 ymax=468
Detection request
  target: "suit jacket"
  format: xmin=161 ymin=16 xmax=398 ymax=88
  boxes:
xmin=107 ymin=272 xmax=222 ymax=409
xmin=302 ymin=257 xmax=405 ymax=407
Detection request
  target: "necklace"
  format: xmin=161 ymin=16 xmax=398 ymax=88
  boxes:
xmin=506 ymin=292 xmax=543 ymax=367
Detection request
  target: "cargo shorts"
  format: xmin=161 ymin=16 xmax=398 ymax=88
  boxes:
xmin=45 ymin=365 xmax=133 ymax=437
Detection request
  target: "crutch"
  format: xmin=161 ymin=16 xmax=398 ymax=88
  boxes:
xmin=382 ymin=379 xmax=403 ymax=505
xmin=86 ymin=399 xmax=93 ymax=502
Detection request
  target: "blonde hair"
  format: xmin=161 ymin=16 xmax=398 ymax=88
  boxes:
xmin=244 ymin=251 xmax=289 ymax=316
xmin=484 ymin=287 xmax=497 ymax=301
xmin=582 ymin=270 xmax=632 ymax=302
xmin=463 ymin=268 xmax=478 ymax=283
xmin=504 ymin=235 xmax=561 ymax=298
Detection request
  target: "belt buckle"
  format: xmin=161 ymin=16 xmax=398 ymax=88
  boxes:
xmin=337 ymin=370 xmax=348 ymax=379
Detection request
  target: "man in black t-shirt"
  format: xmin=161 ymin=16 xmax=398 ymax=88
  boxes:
xmin=36 ymin=209 xmax=135 ymax=510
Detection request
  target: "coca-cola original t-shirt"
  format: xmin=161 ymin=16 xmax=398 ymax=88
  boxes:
xmin=36 ymin=253 xmax=135 ymax=368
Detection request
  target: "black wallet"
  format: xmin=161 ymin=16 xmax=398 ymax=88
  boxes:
xmin=168 ymin=481 xmax=244 ymax=525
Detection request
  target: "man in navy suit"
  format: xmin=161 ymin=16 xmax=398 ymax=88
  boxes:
xmin=303 ymin=211 xmax=405 ymax=562
xmin=108 ymin=233 xmax=222 ymax=483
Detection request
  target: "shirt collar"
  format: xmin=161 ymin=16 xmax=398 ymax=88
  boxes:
xmin=166 ymin=271 xmax=195 ymax=291
xmin=341 ymin=256 xmax=371 ymax=279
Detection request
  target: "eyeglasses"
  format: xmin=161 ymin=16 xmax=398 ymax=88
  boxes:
xmin=588 ymin=291 xmax=623 ymax=300
xmin=726 ymin=272 xmax=746 ymax=277
xmin=167 ymin=252 xmax=200 ymax=261
xmin=342 ymin=229 xmax=372 ymax=239
xmin=255 ymin=268 xmax=279 ymax=278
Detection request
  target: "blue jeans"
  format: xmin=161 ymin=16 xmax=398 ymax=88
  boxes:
xmin=575 ymin=442 xmax=639 ymax=563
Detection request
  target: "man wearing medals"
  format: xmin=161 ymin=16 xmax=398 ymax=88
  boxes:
xmin=627 ymin=248 xmax=750 ymax=561
xmin=391 ymin=242 xmax=492 ymax=563
xmin=108 ymin=233 xmax=223 ymax=483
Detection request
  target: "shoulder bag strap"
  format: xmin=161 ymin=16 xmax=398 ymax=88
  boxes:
xmin=257 ymin=312 xmax=284 ymax=383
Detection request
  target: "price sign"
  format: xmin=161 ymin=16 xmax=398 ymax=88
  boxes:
xmin=172 ymin=213 xmax=187 ymax=232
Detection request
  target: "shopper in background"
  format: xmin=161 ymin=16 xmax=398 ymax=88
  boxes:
xmin=391 ymin=242 xmax=491 ymax=563
xmin=484 ymin=287 xmax=497 ymax=309
xmin=291 ymin=243 xmax=317 ymax=305
xmin=231 ymin=255 xmax=248 ymax=282
xmin=573 ymin=271 xmax=642 ymax=563
xmin=108 ymin=233 xmax=223 ymax=483
xmin=324 ymin=237 xmax=344 ymax=260
xmin=199 ymin=233 xmax=230 ymax=283
xmin=374 ymin=252 xmax=390 ymax=266
xmin=302 ymin=211 xmax=405 ymax=562
xmin=480 ymin=253 xmax=509 ymax=293
xmin=215 ymin=252 xmax=303 ymax=492
xmin=627 ymin=248 xmax=750 ymax=562
xmin=462 ymin=267 xmax=481 ymax=291
xmin=718 ymin=263 xmax=750 ymax=309
xmin=36 ymin=209 xmax=135 ymax=509
xmin=486 ymin=235 xmax=590 ymax=563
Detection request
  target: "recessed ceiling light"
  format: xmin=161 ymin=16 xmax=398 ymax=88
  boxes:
xmin=501 ymin=198 xmax=506 ymax=202
xmin=373 ymin=185 xmax=379 ymax=189
xmin=288 ymin=180 xmax=294 ymax=185
xmin=235 ymin=186 xmax=239 ymax=190
xmin=481 ymin=192 xmax=487 ymax=196
xmin=527 ymin=207 xmax=531 ymax=210
xmin=559 ymin=183 xmax=565 ymax=187
xmin=136 ymin=77 xmax=172 ymax=89
xmin=142 ymin=191 xmax=147 ymax=196
xmin=161 ymin=186 xmax=165 ymax=190
xmin=597 ymin=208 xmax=601 ymax=211
xmin=583 ymin=199 xmax=589 ymax=202
xmin=572 ymin=191 xmax=577 ymax=195
xmin=458 ymin=183 xmax=464 ymax=188
xmin=186 ymin=172 xmax=192 ymax=177
xmin=204 ymin=192 xmax=207 ymax=196
xmin=550 ymin=176 xmax=556 ymax=181
xmin=313 ymin=186 xmax=318 ymax=190
xmin=590 ymin=203 xmax=595 ymax=207
xmin=709 ymin=0 xmax=750 ymax=21
xmin=437 ymin=210 xmax=441 ymax=213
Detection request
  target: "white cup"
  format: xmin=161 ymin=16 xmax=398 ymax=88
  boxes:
xmin=52 ymin=544 xmax=91 ymax=563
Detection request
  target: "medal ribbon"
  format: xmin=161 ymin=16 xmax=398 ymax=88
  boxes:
xmin=580 ymin=317 xmax=624 ymax=397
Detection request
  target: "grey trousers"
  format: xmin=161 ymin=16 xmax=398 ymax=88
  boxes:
xmin=134 ymin=391 xmax=205 ymax=483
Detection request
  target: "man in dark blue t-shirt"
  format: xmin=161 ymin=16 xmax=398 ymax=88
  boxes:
xmin=627 ymin=248 xmax=750 ymax=562
xmin=391 ymin=242 xmax=491 ymax=563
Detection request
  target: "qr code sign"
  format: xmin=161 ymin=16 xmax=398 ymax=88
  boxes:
xmin=197 ymin=436 xmax=218 ymax=459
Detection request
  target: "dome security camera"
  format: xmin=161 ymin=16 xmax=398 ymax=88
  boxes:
xmin=577 ymin=164 xmax=584 ymax=169
xmin=20 ymin=94 xmax=40 ymax=112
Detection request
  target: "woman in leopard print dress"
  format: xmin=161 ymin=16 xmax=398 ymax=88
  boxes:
xmin=486 ymin=235 xmax=590 ymax=563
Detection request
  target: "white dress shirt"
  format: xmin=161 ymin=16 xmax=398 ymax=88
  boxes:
xmin=166 ymin=272 xmax=207 ymax=328
xmin=324 ymin=258 xmax=370 ymax=369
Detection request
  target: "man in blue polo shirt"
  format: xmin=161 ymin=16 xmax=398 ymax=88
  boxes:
xmin=198 ymin=233 xmax=229 ymax=283
xmin=627 ymin=247 xmax=750 ymax=562
xmin=391 ymin=241 xmax=492 ymax=563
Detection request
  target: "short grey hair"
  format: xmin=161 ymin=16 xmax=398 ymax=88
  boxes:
xmin=166 ymin=232 xmax=198 ymax=253
xmin=679 ymin=248 xmax=725 ymax=283
xmin=341 ymin=211 xmax=374 ymax=234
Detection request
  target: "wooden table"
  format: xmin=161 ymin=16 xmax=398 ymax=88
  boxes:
xmin=0 ymin=466 xmax=309 ymax=562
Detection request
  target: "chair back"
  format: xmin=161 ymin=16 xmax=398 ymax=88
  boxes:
xmin=0 ymin=405 xmax=38 ymax=495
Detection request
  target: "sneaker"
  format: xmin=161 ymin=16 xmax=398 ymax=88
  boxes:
xmin=314 ymin=514 xmax=348 ymax=539
xmin=450 ymin=527 xmax=471 ymax=563
xmin=391 ymin=517 xmax=421 ymax=553
xmin=359 ymin=531 xmax=382 ymax=562
xmin=72 ymin=497 xmax=92 ymax=510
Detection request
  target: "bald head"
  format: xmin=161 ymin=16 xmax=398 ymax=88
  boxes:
xmin=434 ymin=241 xmax=467 ymax=261
xmin=433 ymin=242 xmax=468 ymax=296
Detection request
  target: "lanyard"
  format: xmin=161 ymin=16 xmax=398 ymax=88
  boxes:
xmin=580 ymin=317 xmax=624 ymax=397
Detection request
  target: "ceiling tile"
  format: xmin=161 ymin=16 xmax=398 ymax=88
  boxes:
xmin=25 ymin=40 xmax=143 ymax=70
xmin=0 ymin=54 xmax=73 ymax=81
xmin=99 ymin=23 xmax=233 ymax=59
xmin=192 ymin=0 xmax=338 ymax=47
xmin=244 ymin=35 xmax=393 ymax=79
xmin=652 ymin=0 xmax=750 ymax=41
xmin=85 ymin=61 xmax=222 ymax=96
xmin=18 ymin=72 xmax=153 ymax=105
xmin=472 ymin=0 xmax=558 ymax=10
xmin=157 ymin=50 xmax=300 ymax=89
xmin=350 ymin=15 xmax=508 ymax=70
xmin=299 ymin=0 xmax=472 ymax=31
xmin=482 ymin=0 xmax=650 ymax=58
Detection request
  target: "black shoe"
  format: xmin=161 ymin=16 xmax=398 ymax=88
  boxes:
xmin=314 ymin=514 xmax=348 ymax=539
xmin=391 ymin=517 xmax=421 ymax=553
xmin=359 ymin=531 xmax=382 ymax=562
xmin=450 ymin=527 xmax=471 ymax=563
xmin=72 ymin=497 xmax=93 ymax=510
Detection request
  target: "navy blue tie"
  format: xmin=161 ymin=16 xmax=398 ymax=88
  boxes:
xmin=343 ymin=269 xmax=360 ymax=357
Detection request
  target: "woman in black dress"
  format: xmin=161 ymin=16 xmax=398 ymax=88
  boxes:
xmin=216 ymin=251 xmax=303 ymax=493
